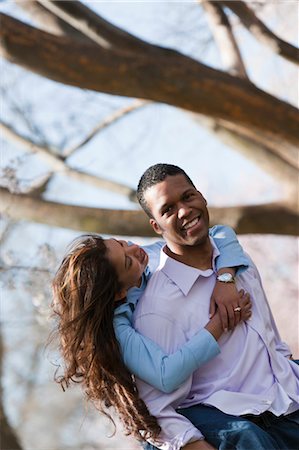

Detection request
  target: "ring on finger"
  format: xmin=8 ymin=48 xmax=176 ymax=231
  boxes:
xmin=234 ymin=306 xmax=242 ymax=312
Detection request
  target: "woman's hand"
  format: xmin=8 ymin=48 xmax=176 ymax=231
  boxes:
xmin=206 ymin=289 xmax=251 ymax=340
xmin=210 ymin=279 xmax=242 ymax=331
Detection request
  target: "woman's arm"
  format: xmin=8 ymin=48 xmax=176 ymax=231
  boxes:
xmin=210 ymin=224 xmax=249 ymax=274
xmin=114 ymin=310 xmax=220 ymax=393
xmin=114 ymin=292 xmax=251 ymax=393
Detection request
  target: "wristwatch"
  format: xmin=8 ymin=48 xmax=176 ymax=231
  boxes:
xmin=216 ymin=273 xmax=235 ymax=283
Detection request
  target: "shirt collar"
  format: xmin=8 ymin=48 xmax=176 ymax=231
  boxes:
xmin=159 ymin=237 xmax=220 ymax=296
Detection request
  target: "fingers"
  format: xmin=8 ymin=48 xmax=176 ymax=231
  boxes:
xmin=227 ymin=305 xmax=237 ymax=330
xmin=218 ymin=304 xmax=229 ymax=332
xmin=238 ymin=291 xmax=252 ymax=321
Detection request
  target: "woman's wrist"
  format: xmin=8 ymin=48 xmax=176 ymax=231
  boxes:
xmin=205 ymin=311 xmax=223 ymax=341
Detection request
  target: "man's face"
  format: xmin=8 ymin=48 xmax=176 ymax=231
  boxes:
xmin=144 ymin=174 xmax=210 ymax=251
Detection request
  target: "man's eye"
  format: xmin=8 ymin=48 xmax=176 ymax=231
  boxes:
xmin=163 ymin=206 xmax=172 ymax=215
xmin=185 ymin=193 xmax=194 ymax=200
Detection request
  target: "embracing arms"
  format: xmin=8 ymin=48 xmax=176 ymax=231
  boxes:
xmin=114 ymin=225 xmax=251 ymax=393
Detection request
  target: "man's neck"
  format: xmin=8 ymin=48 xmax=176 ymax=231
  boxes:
xmin=164 ymin=239 xmax=214 ymax=270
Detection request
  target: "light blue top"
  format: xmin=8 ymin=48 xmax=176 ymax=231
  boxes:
xmin=114 ymin=224 xmax=249 ymax=393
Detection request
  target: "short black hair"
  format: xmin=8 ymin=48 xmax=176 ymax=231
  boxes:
xmin=137 ymin=163 xmax=196 ymax=217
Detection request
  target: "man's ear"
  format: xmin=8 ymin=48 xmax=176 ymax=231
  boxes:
xmin=150 ymin=218 xmax=163 ymax=236
xmin=114 ymin=287 xmax=127 ymax=301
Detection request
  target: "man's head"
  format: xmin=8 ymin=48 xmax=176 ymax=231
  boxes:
xmin=137 ymin=164 xmax=196 ymax=217
xmin=137 ymin=163 xmax=210 ymax=251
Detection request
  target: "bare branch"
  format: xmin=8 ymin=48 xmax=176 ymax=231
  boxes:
xmin=15 ymin=0 xmax=91 ymax=41
xmin=37 ymin=0 xmax=162 ymax=55
xmin=191 ymin=113 xmax=298 ymax=202
xmin=1 ymin=14 xmax=298 ymax=149
xmin=199 ymin=0 xmax=248 ymax=79
xmin=220 ymin=1 xmax=299 ymax=66
xmin=1 ymin=187 xmax=298 ymax=236
xmin=64 ymin=99 xmax=150 ymax=158
xmin=0 ymin=122 xmax=136 ymax=199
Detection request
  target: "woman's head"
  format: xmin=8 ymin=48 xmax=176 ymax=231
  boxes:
xmin=52 ymin=234 xmax=160 ymax=441
xmin=105 ymin=238 xmax=148 ymax=298
xmin=53 ymin=235 xmax=148 ymax=308
xmin=53 ymin=235 xmax=120 ymax=320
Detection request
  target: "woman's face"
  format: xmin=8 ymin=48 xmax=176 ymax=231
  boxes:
xmin=105 ymin=239 xmax=149 ymax=293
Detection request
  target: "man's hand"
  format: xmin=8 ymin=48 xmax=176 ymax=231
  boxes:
xmin=210 ymin=277 xmax=250 ymax=331
xmin=183 ymin=439 xmax=216 ymax=450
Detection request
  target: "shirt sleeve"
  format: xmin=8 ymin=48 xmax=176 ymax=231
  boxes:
xmin=210 ymin=224 xmax=249 ymax=274
xmin=114 ymin=311 xmax=220 ymax=393
xmin=246 ymin=261 xmax=293 ymax=358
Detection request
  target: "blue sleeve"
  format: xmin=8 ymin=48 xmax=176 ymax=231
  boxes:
xmin=114 ymin=312 xmax=220 ymax=393
xmin=210 ymin=224 xmax=249 ymax=274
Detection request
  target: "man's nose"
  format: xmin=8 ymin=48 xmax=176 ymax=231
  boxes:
xmin=177 ymin=203 xmax=192 ymax=219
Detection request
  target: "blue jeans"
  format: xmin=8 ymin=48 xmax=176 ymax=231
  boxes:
xmin=143 ymin=406 xmax=299 ymax=449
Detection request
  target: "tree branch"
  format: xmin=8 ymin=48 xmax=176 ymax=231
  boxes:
xmin=220 ymin=0 xmax=299 ymax=66
xmin=1 ymin=13 xmax=299 ymax=149
xmin=199 ymin=0 xmax=248 ymax=79
xmin=1 ymin=187 xmax=298 ymax=236
xmin=191 ymin=113 xmax=298 ymax=202
xmin=37 ymin=0 xmax=162 ymax=55
xmin=0 ymin=122 xmax=136 ymax=199
xmin=15 ymin=0 xmax=90 ymax=42
xmin=63 ymin=99 xmax=150 ymax=158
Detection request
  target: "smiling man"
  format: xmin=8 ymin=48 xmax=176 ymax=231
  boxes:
xmin=134 ymin=164 xmax=299 ymax=450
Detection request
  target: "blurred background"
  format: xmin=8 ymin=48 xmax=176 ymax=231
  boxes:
xmin=0 ymin=1 xmax=298 ymax=449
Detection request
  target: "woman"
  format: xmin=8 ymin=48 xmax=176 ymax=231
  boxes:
xmin=52 ymin=226 xmax=251 ymax=443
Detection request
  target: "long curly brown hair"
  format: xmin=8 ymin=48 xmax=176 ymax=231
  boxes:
xmin=51 ymin=234 xmax=161 ymax=442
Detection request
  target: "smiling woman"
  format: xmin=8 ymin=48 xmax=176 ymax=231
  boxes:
xmin=105 ymin=239 xmax=149 ymax=297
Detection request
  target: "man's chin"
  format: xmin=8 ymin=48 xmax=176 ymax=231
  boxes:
xmin=187 ymin=231 xmax=209 ymax=247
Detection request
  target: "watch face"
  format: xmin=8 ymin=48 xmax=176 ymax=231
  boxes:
xmin=218 ymin=273 xmax=234 ymax=282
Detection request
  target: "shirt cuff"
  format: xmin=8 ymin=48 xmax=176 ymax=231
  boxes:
xmin=148 ymin=426 xmax=204 ymax=450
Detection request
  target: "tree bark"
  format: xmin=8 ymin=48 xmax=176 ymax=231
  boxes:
xmin=1 ymin=188 xmax=298 ymax=236
xmin=1 ymin=13 xmax=299 ymax=149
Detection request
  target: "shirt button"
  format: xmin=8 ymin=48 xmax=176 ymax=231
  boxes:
xmin=262 ymin=400 xmax=272 ymax=405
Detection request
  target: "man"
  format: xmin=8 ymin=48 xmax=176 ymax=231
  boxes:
xmin=133 ymin=164 xmax=299 ymax=450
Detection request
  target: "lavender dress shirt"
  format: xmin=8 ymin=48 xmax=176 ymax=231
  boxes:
xmin=133 ymin=239 xmax=299 ymax=450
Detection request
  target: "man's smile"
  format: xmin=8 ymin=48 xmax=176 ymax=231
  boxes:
xmin=181 ymin=214 xmax=202 ymax=233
